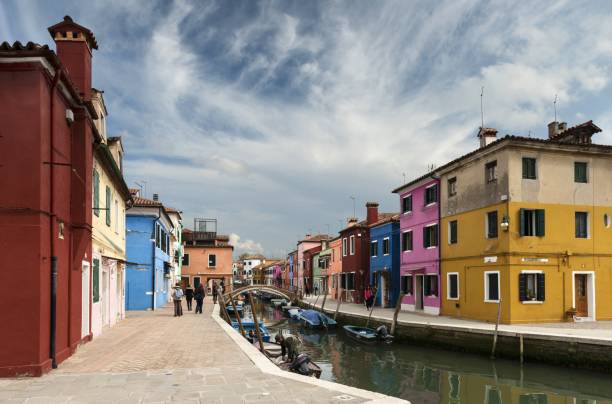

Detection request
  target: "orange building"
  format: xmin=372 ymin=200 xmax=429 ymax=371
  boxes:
xmin=181 ymin=227 xmax=234 ymax=294
xmin=328 ymin=237 xmax=343 ymax=299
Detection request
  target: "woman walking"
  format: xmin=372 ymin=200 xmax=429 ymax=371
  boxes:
xmin=212 ymin=282 xmax=218 ymax=304
xmin=364 ymin=286 xmax=373 ymax=310
xmin=194 ymin=283 xmax=205 ymax=314
xmin=185 ymin=284 xmax=194 ymax=311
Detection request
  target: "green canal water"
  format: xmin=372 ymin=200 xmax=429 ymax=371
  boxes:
xmin=243 ymin=301 xmax=612 ymax=403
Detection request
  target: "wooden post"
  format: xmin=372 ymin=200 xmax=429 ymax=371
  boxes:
xmin=334 ymin=288 xmax=343 ymax=320
xmin=490 ymin=298 xmax=502 ymax=359
xmin=390 ymin=293 xmax=405 ymax=335
xmin=365 ymin=287 xmax=378 ymax=328
xmin=519 ymin=333 xmax=524 ymax=364
xmin=217 ymin=289 xmax=231 ymax=323
xmin=313 ymin=291 xmax=320 ymax=310
xmin=320 ymin=287 xmax=328 ymax=312
xmin=230 ymin=296 xmax=246 ymax=337
xmin=247 ymin=292 xmax=266 ymax=354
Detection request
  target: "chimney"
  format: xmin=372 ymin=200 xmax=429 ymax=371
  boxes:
xmin=48 ymin=16 xmax=98 ymax=102
xmin=152 ymin=193 xmax=159 ymax=202
xmin=366 ymin=202 xmax=379 ymax=225
xmin=305 ymin=234 xmax=311 ymax=239
xmin=477 ymin=127 xmax=498 ymax=148
xmin=347 ymin=218 xmax=358 ymax=227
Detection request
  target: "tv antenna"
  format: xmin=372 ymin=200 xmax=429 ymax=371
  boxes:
xmin=480 ymin=86 xmax=485 ymax=128
xmin=554 ymin=94 xmax=558 ymax=122
xmin=402 ymin=172 xmax=406 ymax=184
xmin=349 ymin=196 xmax=356 ymax=218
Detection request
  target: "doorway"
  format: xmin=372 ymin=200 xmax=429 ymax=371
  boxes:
xmin=415 ymin=275 xmax=424 ymax=310
xmin=81 ymin=261 xmax=90 ymax=338
xmin=573 ymin=272 xmax=595 ymax=320
xmin=193 ymin=276 xmax=201 ymax=289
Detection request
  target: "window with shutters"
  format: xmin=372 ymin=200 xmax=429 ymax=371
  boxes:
xmin=182 ymin=253 xmax=190 ymax=266
xmin=447 ymin=272 xmax=459 ymax=300
xmin=484 ymin=271 xmax=500 ymax=302
xmin=402 ymin=231 xmax=413 ymax=252
xmin=93 ymin=169 xmax=100 ymax=216
xmin=519 ymin=209 xmax=545 ymax=237
xmin=93 ymin=258 xmax=100 ymax=303
xmin=486 ymin=211 xmax=498 ymax=239
xmin=575 ymin=212 xmax=589 ymax=238
xmin=519 ymin=272 xmax=545 ymax=302
xmin=574 ymin=162 xmax=588 ymax=183
xmin=448 ymin=220 xmax=457 ymax=244
xmin=370 ymin=240 xmax=378 ymax=257
xmin=522 ymin=157 xmax=537 ymax=179
xmin=383 ymin=237 xmax=390 ymax=255
xmin=424 ymin=275 xmax=438 ymax=297
xmin=402 ymin=195 xmax=413 ymax=213
xmin=485 ymin=161 xmax=497 ymax=183
xmin=401 ymin=275 xmax=413 ymax=295
xmin=424 ymin=184 xmax=438 ymax=205
xmin=423 ymin=224 xmax=439 ymax=248
xmin=105 ymin=186 xmax=111 ymax=226
xmin=448 ymin=177 xmax=457 ymax=197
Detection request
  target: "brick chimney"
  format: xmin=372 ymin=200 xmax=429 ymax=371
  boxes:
xmin=477 ymin=127 xmax=497 ymax=148
xmin=152 ymin=193 xmax=159 ymax=202
xmin=548 ymin=121 xmax=567 ymax=139
xmin=48 ymin=16 xmax=98 ymax=102
xmin=366 ymin=202 xmax=379 ymax=225
xmin=347 ymin=218 xmax=358 ymax=227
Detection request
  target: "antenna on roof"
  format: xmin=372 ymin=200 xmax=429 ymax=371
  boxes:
xmin=553 ymin=94 xmax=558 ymax=122
xmin=402 ymin=172 xmax=406 ymax=184
xmin=349 ymin=196 xmax=356 ymax=219
xmin=480 ymin=86 xmax=485 ymax=128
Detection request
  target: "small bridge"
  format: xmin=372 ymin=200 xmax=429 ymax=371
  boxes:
xmin=224 ymin=285 xmax=298 ymax=302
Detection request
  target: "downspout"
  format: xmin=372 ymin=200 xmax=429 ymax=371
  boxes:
xmin=49 ymin=70 xmax=62 ymax=369
xmin=152 ymin=206 xmax=161 ymax=310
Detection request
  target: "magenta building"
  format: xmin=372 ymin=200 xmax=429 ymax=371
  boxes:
xmin=393 ymin=175 xmax=441 ymax=315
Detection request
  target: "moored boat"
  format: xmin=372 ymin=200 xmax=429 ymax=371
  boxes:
xmin=226 ymin=305 xmax=244 ymax=316
xmin=231 ymin=320 xmax=271 ymax=342
xmin=343 ymin=325 xmax=393 ymax=344
xmin=287 ymin=308 xmax=303 ymax=320
xmin=298 ymin=309 xmax=337 ymax=328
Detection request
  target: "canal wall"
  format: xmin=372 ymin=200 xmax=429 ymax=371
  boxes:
xmin=298 ymin=301 xmax=612 ymax=372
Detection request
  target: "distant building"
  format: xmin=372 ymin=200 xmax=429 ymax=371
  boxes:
xmin=369 ymin=214 xmax=400 ymax=308
xmin=328 ymin=238 xmax=343 ymax=299
xmin=297 ymin=234 xmax=330 ymax=294
xmin=240 ymin=254 xmax=266 ymax=285
xmin=166 ymin=208 xmax=184 ymax=298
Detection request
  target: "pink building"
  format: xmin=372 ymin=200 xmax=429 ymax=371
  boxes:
xmin=393 ymin=175 xmax=441 ymax=315
xmin=296 ymin=234 xmax=329 ymax=294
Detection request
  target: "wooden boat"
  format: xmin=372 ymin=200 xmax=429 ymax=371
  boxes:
xmin=259 ymin=341 xmax=283 ymax=358
xmin=299 ymin=309 xmax=337 ymax=329
xmin=226 ymin=305 xmax=244 ymax=316
xmin=231 ymin=320 xmax=271 ymax=342
xmin=343 ymin=325 xmax=393 ymax=344
xmin=277 ymin=358 xmax=322 ymax=379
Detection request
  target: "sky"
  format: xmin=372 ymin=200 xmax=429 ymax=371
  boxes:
xmin=3 ymin=0 xmax=612 ymax=258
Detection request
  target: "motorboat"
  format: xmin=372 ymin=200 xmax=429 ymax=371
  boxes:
xmin=343 ymin=325 xmax=394 ymax=344
xmin=231 ymin=320 xmax=271 ymax=342
xmin=226 ymin=304 xmax=244 ymax=316
xmin=287 ymin=308 xmax=303 ymax=320
xmin=271 ymin=298 xmax=288 ymax=307
xmin=298 ymin=309 xmax=337 ymax=329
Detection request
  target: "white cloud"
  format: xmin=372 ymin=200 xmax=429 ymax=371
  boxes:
xmin=229 ymin=233 xmax=264 ymax=255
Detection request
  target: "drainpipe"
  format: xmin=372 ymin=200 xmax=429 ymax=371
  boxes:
xmin=49 ymin=70 xmax=62 ymax=369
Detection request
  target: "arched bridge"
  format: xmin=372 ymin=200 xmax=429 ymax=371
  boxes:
xmin=224 ymin=285 xmax=297 ymax=302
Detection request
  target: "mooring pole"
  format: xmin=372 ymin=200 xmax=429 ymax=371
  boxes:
xmin=490 ymin=297 xmax=502 ymax=359
xmin=230 ymin=296 xmax=246 ymax=337
xmin=365 ymin=287 xmax=378 ymax=328
xmin=218 ymin=289 xmax=231 ymax=323
xmin=313 ymin=291 xmax=320 ymax=310
xmin=247 ymin=292 xmax=266 ymax=354
xmin=320 ymin=287 xmax=328 ymax=313
xmin=390 ymin=293 xmax=405 ymax=336
xmin=519 ymin=333 xmax=524 ymax=364
xmin=334 ymin=287 xmax=343 ymax=320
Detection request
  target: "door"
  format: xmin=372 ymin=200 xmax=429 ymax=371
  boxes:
xmin=380 ymin=274 xmax=386 ymax=307
xmin=81 ymin=262 xmax=90 ymax=338
xmin=102 ymin=270 xmax=108 ymax=326
xmin=575 ymin=274 xmax=588 ymax=317
xmin=416 ymin=275 xmax=424 ymax=310
xmin=193 ymin=276 xmax=201 ymax=289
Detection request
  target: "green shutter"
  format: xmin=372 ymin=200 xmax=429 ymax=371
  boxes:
xmin=519 ymin=209 xmax=526 ymax=236
xmin=93 ymin=169 xmax=100 ymax=216
xmin=518 ymin=273 xmax=527 ymax=301
xmin=105 ymin=186 xmax=111 ymax=226
xmin=536 ymin=209 xmax=545 ymax=237
xmin=537 ymin=273 xmax=545 ymax=301
xmin=93 ymin=258 xmax=100 ymax=303
xmin=433 ymin=225 xmax=439 ymax=247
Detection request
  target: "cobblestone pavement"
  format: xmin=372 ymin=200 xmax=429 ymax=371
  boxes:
xmin=0 ymin=299 xmax=382 ymax=403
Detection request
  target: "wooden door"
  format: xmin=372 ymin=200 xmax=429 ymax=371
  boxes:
xmin=575 ymin=274 xmax=588 ymax=317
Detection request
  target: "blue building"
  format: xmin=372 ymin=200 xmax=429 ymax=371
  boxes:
xmin=126 ymin=192 xmax=174 ymax=310
xmin=369 ymin=214 xmax=400 ymax=307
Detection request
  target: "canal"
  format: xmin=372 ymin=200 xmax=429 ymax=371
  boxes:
xmin=241 ymin=299 xmax=612 ymax=403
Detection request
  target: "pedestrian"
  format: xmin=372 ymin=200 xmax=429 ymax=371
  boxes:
xmin=212 ymin=282 xmax=218 ymax=304
xmin=283 ymin=335 xmax=299 ymax=362
xmin=185 ymin=284 xmax=194 ymax=311
xmin=304 ymin=284 xmax=310 ymax=297
xmin=314 ymin=285 xmax=319 ymax=296
xmin=172 ymin=283 xmax=184 ymax=317
xmin=364 ymin=286 xmax=372 ymax=310
xmin=220 ymin=279 xmax=225 ymax=294
xmin=194 ymin=283 xmax=205 ymax=314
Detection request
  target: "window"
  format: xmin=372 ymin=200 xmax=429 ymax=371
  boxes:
xmin=155 ymin=223 xmax=160 ymax=247
xmin=105 ymin=186 xmax=111 ymax=226
xmin=519 ymin=209 xmax=545 ymax=237
xmin=342 ymin=238 xmax=347 ymax=257
xmin=485 ymin=271 xmax=500 ymax=302
xmin=423 ymin=224 xmax=439 ymax=248
xmin=349 ymin=235 xmax=355 ymax=255
xmin=447 ymin=273 xmax=459 ymax=299
xmin=519 ymin=272 xmax=545 ymax=302
xmin=486 ymin=211 xmax=498 ymax=239
xmin=401 ymin=275 xmax=413 ymax=295
xmin=424 ymin=275 xmax=438 ymax=297
xmin=448 ymin=177 xmax=457 ymax=197
xmin=402 ymin=195 xmax=413 ymax=213
xmin=383 ymin=238 xmax=390 ymax=255
xmin=575 ymin=212 xmax=588 ymax=238
xmin=93 ymin=169 xmax=100 ymax=216
xmin=93 ymin=258 xmax=100 ymax=303
xmin=345 ymin=272 xmax=355 ymax=290
xmin=485 ymin=161 xmax=497 ymax=183
xmin=370 ymin=241 xmax=378 ymax=257
xmin=402 ymin=231 xmax=413 ymax=252
xmin=208 ymin=254 xmax=216 ymax=267
xmin=448 ymin=220 xmax=457 ymax=244
xmin=574 ymin=162 xmax=588 ymax=183
xmin=522 ymin=157 xmax=537 ymax=179
xmin=424 ymin=184 xmax=438 ymax=205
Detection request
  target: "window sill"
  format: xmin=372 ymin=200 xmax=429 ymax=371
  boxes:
xmin=484 ymin=300 xmax=500 ymax=303
xmin=383 ymin=254 xmax=390 ymax=256
xmin=521 ymin=300 xmax=543 ymax=304
xmin=426 ymin=246 xmax=438 ymax=250
xmin=424 ymin=203 xmax=437 ymax=208
xmin=402 ymin=211 xmax=413 ymax=215
xmin=447 ymin=297 xmax=459 ymax=301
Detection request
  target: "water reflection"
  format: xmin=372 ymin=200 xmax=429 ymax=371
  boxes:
xmin=243 ymin=300 xmax=612 ymax=403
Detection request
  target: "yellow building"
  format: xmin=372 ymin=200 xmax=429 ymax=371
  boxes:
xmin=439 ymin=121 xmax=612 ymax=323
xmin=90 ymin=89 xmax=132 ymax=336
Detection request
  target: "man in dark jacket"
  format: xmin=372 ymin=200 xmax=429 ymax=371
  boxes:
xmin=185 ymin=284 xmax=194 ymax=311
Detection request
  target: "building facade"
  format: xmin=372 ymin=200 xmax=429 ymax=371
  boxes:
xmin=241 ymin=254 xmax=266 ymax=285
xmin=0 ymin=16 xmax=101 ymax=376
xmin=182 ymin=227 xmax=234 ymax=293
xmin=167 ymin=208 xmax=183 ymax=298
xmin=314 ymin=241 xmax=332 ymax=295
xmin=369 ymin=214 xmax=400 ymax=308
xmin=328 ymin=237 xmax=343 ymax=299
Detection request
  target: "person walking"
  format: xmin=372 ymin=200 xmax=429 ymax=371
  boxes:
xmin=185 ymin=284 xmax=194 ymax=311
xmin=364 ymin=286 xmax=373 ymax=310
xmin=194 ymin=283 xmax=205 ymax=314
xmin=212 ymin=282 xmax=218 ymax=304
xmin=172 ymin=283 xmax=184 ymax=317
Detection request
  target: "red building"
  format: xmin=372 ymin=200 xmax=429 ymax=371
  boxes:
xmin=0 ymin=16 xmax=101 ymax=376
xmin=338 ymin=203 xmax=394 ymax=303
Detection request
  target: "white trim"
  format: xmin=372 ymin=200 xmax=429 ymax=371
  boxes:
xmin=571 ymin=271 xmax=596 ymax=321
xmin=520 ymin=270 xmax=544 ymax=274
xmin=401 ymin=303 xmax=416 ymax=311
xmin=484 ymin=271 xmax=500 ymax=303
xmin=447 ymin=272 xmax=459 ymax=300
xmin=402 ymin=229 xmax=413 ymax=252
xmin=424 ymin=306 xmax=440 ymax=315
xmin=342 ymin=238 xmax=347 ymax=257
xmin=349 ymin=235 xmax=355 ymax=255
xmin=207 ymin=253 xmax=217 ymax=268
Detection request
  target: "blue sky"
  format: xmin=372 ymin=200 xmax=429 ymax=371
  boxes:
xmin=3 ymin=0 xmax=612 ymax=257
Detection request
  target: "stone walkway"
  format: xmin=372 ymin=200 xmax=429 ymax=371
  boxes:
xmin=0 ymin=299 xmax=401 ymax=403
xmin=303 ymin=295 xmax=612 ymax=342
